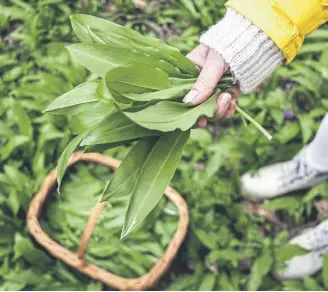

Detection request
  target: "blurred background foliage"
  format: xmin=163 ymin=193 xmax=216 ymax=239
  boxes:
xmin=1 ymin=0 xmax=328 ymax=290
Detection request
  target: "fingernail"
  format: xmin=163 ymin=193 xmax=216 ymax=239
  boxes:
xmin=221 ymin=93 xmax=231 ymax=106
xmin=183 ymin=89 xmax=199 ymax=103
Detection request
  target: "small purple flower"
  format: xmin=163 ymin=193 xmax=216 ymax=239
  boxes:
xmin=283 ymin=109 xmax=294 ymax=120
xmin=285 ymin=82 xmax=294 ymax=91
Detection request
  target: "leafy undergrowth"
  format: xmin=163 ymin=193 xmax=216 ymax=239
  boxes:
xmin=2 ymin=0 xmax=328 ymax=290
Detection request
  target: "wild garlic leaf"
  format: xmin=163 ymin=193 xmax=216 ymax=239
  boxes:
xmin=100 ymin=136 xmax=158 ymax=202
xmin=57 ymin=133 xmax=86 ymax=192
xmin=12 ymin=102 xmax=33 ymax=138
xmin=69 ymin=101 xmax=115 ymax=135
xmin=106 ymin=65 xmax=171 ymax=92
xmin=121 ymin=83 xmax=192 ymax=103
xmin=67 ymin=43 xmax=181 ymax=78
xmin=121 ymin=130 xmax=190 ymax=238
xmin=80 ymin=111 xmax=160 ymax=146
xmin=70 ymin=14 xmax=197 ymax=75
xmin=247 ymin=246 xmax=273 ymax=291
xmin=105 ymin=65 xmax=172 ymax=103
xmin=44 ymin=80 xmax=98 ymax=114
xmin=123 ymin=90 xmax=220 ymax=132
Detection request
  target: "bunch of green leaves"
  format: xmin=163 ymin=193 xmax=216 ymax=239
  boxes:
xmin=45 ymin=14 xmax=270 ymax=238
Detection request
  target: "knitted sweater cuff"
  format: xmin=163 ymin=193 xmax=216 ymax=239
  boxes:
xmin=200 ymin=8 xmax=284 ymax=93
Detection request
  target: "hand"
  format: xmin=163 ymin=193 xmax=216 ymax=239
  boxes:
xmin=185 ymin=44 xmax=240 ymax=128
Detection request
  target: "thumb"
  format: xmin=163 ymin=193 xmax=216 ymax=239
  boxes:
xmin=183 ymin=49 xmax=228 ymax=105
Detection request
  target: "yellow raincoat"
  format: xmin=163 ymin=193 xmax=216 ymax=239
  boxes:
xmin=225 ymin=0 xmax=328 ymax=63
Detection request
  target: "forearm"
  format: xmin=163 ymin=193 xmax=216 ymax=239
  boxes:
xmin=201 ymin=0 xmax=328 ymax=93
xmin=200 ymin=8 xmax=284 ymax=93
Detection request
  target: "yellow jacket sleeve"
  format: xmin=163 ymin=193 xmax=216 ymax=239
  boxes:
xmin=225 ymin=0 xmax=328 ymax=63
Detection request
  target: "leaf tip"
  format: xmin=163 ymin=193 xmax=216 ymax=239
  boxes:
xmin=120 ymin=218 xmax=137 ymax=240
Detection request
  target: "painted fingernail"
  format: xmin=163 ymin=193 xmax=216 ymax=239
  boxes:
xmin=183 ymin=89 xmax=199 ymax=103
xmin=221 ymin=93 xmax=231 ymax=107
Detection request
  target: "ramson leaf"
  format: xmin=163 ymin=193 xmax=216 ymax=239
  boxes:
xmin=67 ymin=43 xmax=181 ymax=78
xmin=44 ymin=80 xmax=98 ymax=113
xmin=56 ymin=133 xmax=86 ymax=192
xmin=100 ymin=136 xmax=158 ymax=202
xmin=123 ymin=90 xmax=220 ymax=132
xmin=80 ymin=111 xmax=160 ymax=146
xmin=70 ymin=14 xmax=197 ymax=75
xmin=121 ymin=130 xmax=190 ymax=238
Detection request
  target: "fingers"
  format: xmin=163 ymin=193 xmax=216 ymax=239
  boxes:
xmin=225 ymin=99 xmax=237 ymax=118
xmin=183 ymin=49 xmax=228 ymax=105
xmin=197 ymin=93 xmax=236 ymax=128
xmin=186 ymin=44 xmax=210 ymax=69
xmin=198 ymin=117 xmax=207 ymax=128
xmin=225 ymin=86 xmax=240 ymax=100
xmin=215 ymin=92 xmax=232 ymax=118
xmin=215 ymin=85 xmax=240 ymax=118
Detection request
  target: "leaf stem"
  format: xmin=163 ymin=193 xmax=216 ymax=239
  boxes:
xmin=236 ymin=106 xmax=272 ymax=140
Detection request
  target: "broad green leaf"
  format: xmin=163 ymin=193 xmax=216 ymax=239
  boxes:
xmin=106 ymin=65 xmax=171 ymax=94
xmin=275 ymin=123 xmax=300 ymax=144
xmin=100 ymin=137 xmax=158 ymax=202
xmin=7 ymin=190 xmax=20 ymax=216
xmin=69 ymin=102 xmax=115 ymax=135
xmin=247 ymin=247 xmax=273 ymax=291
xmin=12 ymin=102 xmax=33 ymax=138
xmin=275 ymin=244 xmax=309 ymax=263
xmin=323 ymin=254 xmax=328 ymax=289
xmin=170 ymin=77 xmax=197 ymax=86
xmin=86 ymin=140 xmax=137 ymax=153
xmin=14 ymin=234 xmax=52 ymax=268
xmin=308 ymin=29 xmax=328 ymax=40
xmin=67 ymin=43 xmax=181 ymax=78
xmin=217 ymin=273 xmax=234 ymax=291
xmin=298 ymin=114 xmax=314 ymax=144
xmin=124 ymin=91 xmax=220 ymax=132
xmin=105 ymin=65 xmax=172 ymax=104
xmin=45 ymin=80 xmax=98 ymax=113
xmin=303 ymin=182 xmax=328 ymax=203
xmin=303 ymin=276 xmax=324 ymax=291
xmin=80 ymin=111 xmax=160 ymax=146
xmin=70 ymin=14 xmax=197 ymax=75
xmin=299 ymin=43 xmax=328 ymax=55
xmin=122 ymin=83 xmax=192 ymax=103
xmin=282 ymin=280 xmax=306 ymax=291
xmin=270 ymin=108 xmax=284 ymax=126
xmin=261 ymin=196 xmax=302 ymax=211
xmin=57 ymin=134 xmax=86 ymax=192
xmin=198 ymin=274 xmax=216 ymax=291
xmin=1 ymin=135 xmax=30 ymax=160
xmin=180 ymin=0 xmax=199 ymax=18
xmin=122 ymin=130 xmax=190 ymax=238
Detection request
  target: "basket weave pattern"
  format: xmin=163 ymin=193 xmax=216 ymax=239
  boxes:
xmin=27 ymin=152 xmax=189 ymax=290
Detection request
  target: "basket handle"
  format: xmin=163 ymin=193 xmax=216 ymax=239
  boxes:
xmin=77 ymin=201 xmax=107 ymax=260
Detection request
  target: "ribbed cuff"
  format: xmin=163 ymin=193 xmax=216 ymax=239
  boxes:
xmin=200 ymin=8 xmax=284 ymax=93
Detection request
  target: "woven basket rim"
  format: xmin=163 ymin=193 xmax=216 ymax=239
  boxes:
xmin=27 ymin=152 xmax=189 ymax=291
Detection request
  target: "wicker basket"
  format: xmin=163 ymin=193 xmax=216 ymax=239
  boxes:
xmin=27 ymin=152 xmax=189 ymax=291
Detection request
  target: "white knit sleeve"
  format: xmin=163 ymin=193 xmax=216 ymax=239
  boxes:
xmin=200 ymin=8 xmax=284 ymax=93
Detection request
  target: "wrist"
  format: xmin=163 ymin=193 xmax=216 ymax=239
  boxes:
xmin=200 ymin=8 xmax=284 ymax=93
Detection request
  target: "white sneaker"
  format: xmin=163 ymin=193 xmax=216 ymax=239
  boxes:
xmin=241 ymin=150 xmax=328 ymax=200
xmin=275 ymin=220 xmax=328 ymax=280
